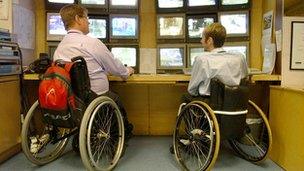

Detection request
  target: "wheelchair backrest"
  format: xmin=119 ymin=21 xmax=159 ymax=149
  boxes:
xmin=70 ymin=56 xmax=96 ymax=104
xmin=209 ymin=78 xmax=249 ymax=111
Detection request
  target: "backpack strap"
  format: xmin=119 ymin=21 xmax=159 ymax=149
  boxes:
xmin=64 ymin=62 xmax=74 ymax=73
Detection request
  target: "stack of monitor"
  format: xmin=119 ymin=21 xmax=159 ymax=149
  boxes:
xmin=155 ymin=0 xmax=251 ymax=73
xmin=46 ymin=0 xmax=140 ymax=72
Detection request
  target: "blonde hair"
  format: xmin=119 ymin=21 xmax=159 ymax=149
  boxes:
xmin=203 ymin=23 xmax=226 ymax=47
xmin=59 ymin=4 xmax=88 ymax=30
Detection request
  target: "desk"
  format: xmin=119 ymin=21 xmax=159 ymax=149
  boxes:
xmin=23 ymin=74 xmax=281 ymax=135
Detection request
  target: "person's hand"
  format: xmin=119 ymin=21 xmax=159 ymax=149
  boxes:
xmin=127 ymin=67 xmax=134 ymax=76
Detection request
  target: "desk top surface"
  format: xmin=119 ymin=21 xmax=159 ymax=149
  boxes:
xmin=23 ymin=73 xmax=281 ymax=83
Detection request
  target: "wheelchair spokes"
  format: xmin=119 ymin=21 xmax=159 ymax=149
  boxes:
xmin=174 ymin=102 xmax=219 ymax=171
xmin=21 ymin=101 xmax=69 ymax=165
xmin=79 ymin=96 xmax=125 ymax=171
xmin=229 ymin=100 xmax=272 ymax=163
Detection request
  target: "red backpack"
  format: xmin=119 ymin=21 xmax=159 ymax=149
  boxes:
xmin=38 ymin=61 xmax=81 ymax=128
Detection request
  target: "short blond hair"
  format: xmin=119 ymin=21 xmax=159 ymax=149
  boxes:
xmin=203 ymin=23 xmax=226 ymax=48
xmin=59 ymin=4 xmax=88 ymax=30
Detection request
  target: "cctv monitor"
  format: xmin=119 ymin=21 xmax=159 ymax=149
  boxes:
xmin=46 ymin=13 xmax=67 ymax=41
xmin=186 ymin=0 xmax=218 ymax=12
xmin=45 ymin=0 xmax=75 ymax=10
xmin=220 ymin=0 xmax=250 ymax=10
xmin=187 ymin=44 xmax=205 ymax=67
xmin=87 ymin=16 xmax=108 ymax=42
xmin=157 ymin=44 xmax=186 ymax=69
xmin=78 ymin=0 xmax=108 ymax=13
xmin=109 ymin=0 xmax=138 ymax=13
xmin=156 ymin=0 xmax=185 ymax=13
xmin=218 ymin=11 xmax=249 ymax=37
xmin=223 ymin=41 xmax=249 ymax=64
xmin=187 ymin=14 xmax=217 ymax=42
xmin=110 ymin=45 xmax=139 ymax=73
xmin=110 ymin=14 xmax=138 ymax=43
xmin=157 ymin=14 xmax=185 ymax=42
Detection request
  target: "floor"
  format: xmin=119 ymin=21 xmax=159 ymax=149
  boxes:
xmin=0 ymin=136 xmax=284 ymax=171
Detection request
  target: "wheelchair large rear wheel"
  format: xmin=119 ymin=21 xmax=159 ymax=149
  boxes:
xmin=229 ymin=100 xmax=272 ymax=163
xmin=79 ymin=96 xmax=125 ymax=171
xmin=21 ymin=101 xmax=69 ymax=165
xmin=173 ymin=101 xmax=220 ymax=171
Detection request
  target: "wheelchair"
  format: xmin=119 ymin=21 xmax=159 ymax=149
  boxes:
xmin=172 ymin=78 xmax=272 ymax=171
xmin=21 ymin=57 xmax=125 ymax=171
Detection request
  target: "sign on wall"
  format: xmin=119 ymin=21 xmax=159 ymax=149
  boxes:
xmin=290 ymin=21 xmax=304 ymax=70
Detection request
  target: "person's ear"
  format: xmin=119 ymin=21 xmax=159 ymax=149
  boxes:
xmin=74 ymin=15 xmax=81 ymax=24
xmin=207 ymin=37 xmax=213 ymax=45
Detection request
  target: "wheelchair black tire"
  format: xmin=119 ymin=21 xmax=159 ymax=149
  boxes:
xmin=228 ymin=100 xmax=272 ymax=163
xmin=21 ymin=100 xmax=69 ymax=165
xmin=79 ymin=96 xmax=125 ymax=171
xmin=173 ymin=101 xmax=220 ymax=171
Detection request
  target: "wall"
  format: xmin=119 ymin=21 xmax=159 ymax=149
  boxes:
xmin=12 ymin=0 xmax=36 ymax=66
xmin=0 ymin=0 xmax=13 ymax=32
xmin=281 ymin=17 xmax=304 ymax=87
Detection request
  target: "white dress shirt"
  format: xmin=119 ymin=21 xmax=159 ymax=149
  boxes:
xmin=53 ymin=30 xmax=128 ymax=95
xmin=188 ymin=48 xmax=248 ymax=96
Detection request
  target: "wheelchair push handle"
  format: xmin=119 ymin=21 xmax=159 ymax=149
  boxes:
xmin=72 ymin=56 xmax=86 ymax=63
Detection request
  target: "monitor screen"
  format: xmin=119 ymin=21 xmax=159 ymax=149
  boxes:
xmin=158 ymin=0 xmax=183 ymax=8
xmin=111 ymin=16 xmax=137 ymax=38
xmin=221 ymin=0 xmax=248 ymax=5
xmin=111 ymin=47 xmax=137 ymax=67
xmin=158 ymin=15 xmax=184 ymax=38
xmin=48 ymin=0 xmax=74 ymax=3
xmin=88 ymin=18 xmax=107 ymax=39
xmin=47 ymin=13 xmax=67 ymax=40
xmin=111 ymin=0 xmax=137 ymax=6
xmin=223 ymin=45 xmax=247 ymax=59
xmin=219 ymin=12 xmax=248 ymax=36
xmin=189 ymin=47 xmax=204 ymax=66
xmin=159 ymin=47 xmax=185 ymax=67
xmin=188 ymin=0 xmax=216 ymax=6
xmin=80 ymin=0 xmax=105 ymax=5
xmin=188 ymin=17 xmax=215 ymax=39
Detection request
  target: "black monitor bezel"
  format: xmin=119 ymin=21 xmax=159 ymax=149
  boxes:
xmin=88 ymin=15 xmax=109 ymax=43
xmin=156 ymin=0 xmax=186 ymax=13
xmin=186 ymin=13 xmax=218 ymax=43
xmin=108 ymin=44 xmax=139 ymax=73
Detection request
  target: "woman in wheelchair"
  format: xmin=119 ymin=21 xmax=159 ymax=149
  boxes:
xmin=21 ymin=4 xmax=134 ymax=171
xmin=172 ymin=23 xmax=272 ymax=171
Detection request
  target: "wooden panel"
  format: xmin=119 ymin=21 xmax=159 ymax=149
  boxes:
xmin=0 ymin=77 xmax=21 ymax=161
xmin=149 ymin=84 xmax=187 ymax=135
xmin=269 ymin=86 xmax=304 ymax=170
xmin=110 ymin=84 xmax=150 ymax=135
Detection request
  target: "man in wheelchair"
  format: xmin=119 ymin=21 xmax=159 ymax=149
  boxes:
xmin=183 ymin=22 xmax=248 ymax=103
xmin=53 ymin=4 xmax=134 ymax=142
xmin=172 ymin=23 xmax=272 ymax=171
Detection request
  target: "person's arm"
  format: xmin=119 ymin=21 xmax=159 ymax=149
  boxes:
xmin=91 ymin=39 xmax=133 ymax=79
xmin=188 ymin=58 xmax=208 ymax=96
